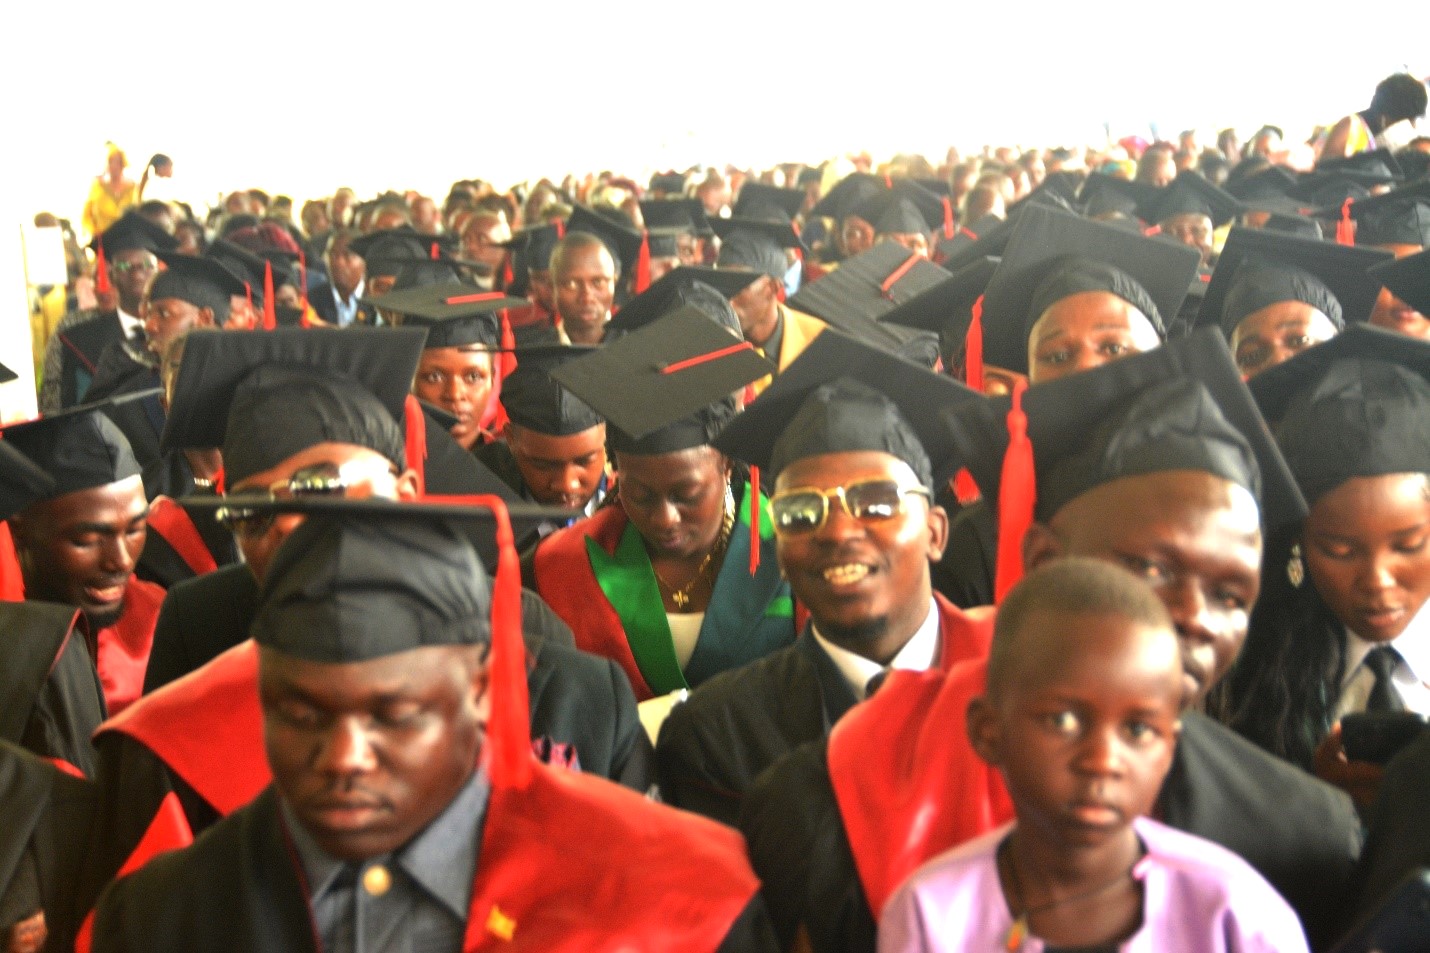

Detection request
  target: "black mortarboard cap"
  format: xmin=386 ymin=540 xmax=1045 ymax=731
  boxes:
xmin=649 ymin=171 xmax=690 ymax=195
xmin=0 ymin=361 xmax=15 ymax=385
xmin=712 ymin=328 xmax=980 ymax=489
xmin=252 ymin=504 xmax=493 ymax=661
xmin=1348 ymin=180 xmax=1430 ymax=247
xmin=1248 ymin=325 xmax=1430 ymax=506
xmin=645 ymin=227 xmax=686 ymax=259
xmin=732 ymin=182 xmax=804 ymax=222
xmin=362 ymin=283 xmax=523 ymax=349
xmin=936 ymin=212 xmax=1009 ymax=266
xmin=979 ymin=204 xmax=1200 ymax=373
xmin=199 ymin=238 xmax=268 ymax=291
xmin=639 ymin=198 xmax=712 ymax=237
xmin=1292 ymin=173 xmax=1372 ymax=210
xmin=1260 ymin=213 xmax=1324 ymax=240
xmin=1200 ymin=227 xmax=1394 ymax=338
xmin=388 ymin=259 xmax=466 ymax=293
xmin=1317 ymin=149 xmax=1404 ymax=182
xmin=0 ymin=441 xmax=56 ymax=520
xmin=1136 ymin=172 xmax=1243 ymax=227
xmin=552 ymin=307 xmax=771 ymax=454
xmin=944 ymin=327 xmax=1305 ymax=530
xmin=788 ymin=243 xmax=951 ymax=350
xmin=713 ymin=219 xmax=800 ymax=281
xmin=149 ymin=252 xmax=250 ymax=308
xmin=1224 ymin=167 xmax=1305 ymax=214
xmin=606 ymin=266 xmax=757 ymax=338
xmin=881 ymin=255 xmax=1000 ymax=340
xmin=349 ymin=226 xmax=438 ymax=274
xmin=91 ymin=211 xmax=179 ymax=256
xmin=567 ymin=205 xmax=643 ymax=274
xmin=500 ymin=345 xmax=603 ymax=436
xmin=509 ymin=224 xmax=561 ymax=271
xmin=160 ymin=327 xmax=425 ymax=479
xmin=1 ymin=396 xmax=145 ymax=499
xmin=1370 ymin=247 xmax=1430 ymax=314
xmin=851 ymin=182 xmax=945 ymax=235
xmin=809 ymin=172 xmax=888 ymax=222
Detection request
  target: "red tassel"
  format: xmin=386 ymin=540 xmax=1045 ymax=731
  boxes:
xmin=0 ymin=522 xmax=25 ymax=601
xmin=430 ymin=241 xmax=440 ymax=260
xmin=214 ymin=467 xmax=225 ymax=495
xmin=635 ymin=231 xmax=651 ymax=293
xmin=501 ymin=253 xmax=514 ymax=290
xmin=964 ymin=294 xmax=985 ymax=392
xmin=244 ymin=281 xmax=253 ymax=316
xmin=95 ymin=243 xmax=112 ymax=296
xmin=884 ymin=174 xmax=894 ymax=189
xmin=661 ymin=341 xmax=755 ymax=374
xmin=403 ymin=395 xmax=427 ymax=495
xmin=480 ymin=311 xmax=517 ymax=432
xmin=554 ymin=219 xmax=565 ymax=239
xmin=424 ymin=495 xmax=530 ymax=789
xmin=261 ymin=261 xmax=276 ymax=330
xmin=1336 ymin=198 xmax=1356 ymax=245
xmin=297 ymin=249 xmax=308 ymax=312
xmin=994 ymin=379 xmax=1035 ymax=603
xmin=1143 ymin=224 xmax=1162 ymax=237
xmin=748 ymin=465 xmax=760 ymax=576
xmin=941 ymin=197 xmax=955 ymax=240
xmin=952 ymin=468 xmax=981 ymax=505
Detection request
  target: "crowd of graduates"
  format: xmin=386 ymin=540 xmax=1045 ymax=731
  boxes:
xmin=3 ymin=69 xmax=1430 ymax=953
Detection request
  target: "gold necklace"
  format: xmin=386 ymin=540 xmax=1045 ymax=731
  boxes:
xmin=652 ymin=484 xmax=736 ymax=610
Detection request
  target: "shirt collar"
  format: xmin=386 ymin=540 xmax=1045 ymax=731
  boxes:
xmin=116 ymin=306 xmax=141 ymax=336
xmin=281 ymin=767 xmax=489 ymax=919
xmin=1342 ymin=599 xmax=1430 ymax=689
xmin=812 ymin=597 xmax=940 ymax=700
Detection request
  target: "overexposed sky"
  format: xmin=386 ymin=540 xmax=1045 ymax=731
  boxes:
xmin=4 ymin=0 xmax=1428 ymax=228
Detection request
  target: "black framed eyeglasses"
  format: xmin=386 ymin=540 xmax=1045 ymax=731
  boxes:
xmin=769 ymin=478 xmax=931 ymax=536
xmin=215 ymin=460 xmax=399 ymax=537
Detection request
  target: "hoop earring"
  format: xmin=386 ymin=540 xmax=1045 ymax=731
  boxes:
xmin=1287 ymin=543 xmax=1305 ymax=589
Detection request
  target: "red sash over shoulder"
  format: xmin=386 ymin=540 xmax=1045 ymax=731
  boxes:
xmin=146 ymin=496 xmax=219 ymax=576
xmin=827 ymin=606 xmax=1012 ymax=917
xmin=94 ymin=578 xmax=166 ymax=716
xmin=97 ymin=640 xmax=270 ymax=816
xmin=531 ymin=507 xmax=655 ymax=700
xmin=464 ymin=759 xmax=759 ymax=951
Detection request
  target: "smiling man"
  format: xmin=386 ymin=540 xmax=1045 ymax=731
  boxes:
xmin=654 ymin=330 xmax=986 ymax=826
xmin=4 ymin=401 xmax=164 ymax=717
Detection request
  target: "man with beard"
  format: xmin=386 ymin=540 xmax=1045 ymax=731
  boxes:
xmin=4 ymin=403 xmax=164 ymax=718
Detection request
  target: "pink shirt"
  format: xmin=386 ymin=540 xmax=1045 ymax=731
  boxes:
xmin=879 ymin=817 xmax=1308 ymax=953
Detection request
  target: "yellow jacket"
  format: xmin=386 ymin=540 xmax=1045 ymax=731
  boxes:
xmin=749 ymin=306 xmax=826 ymax=398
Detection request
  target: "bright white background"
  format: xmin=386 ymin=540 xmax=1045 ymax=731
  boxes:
xmin=2 ymin=0 xmax=1426 ymax=226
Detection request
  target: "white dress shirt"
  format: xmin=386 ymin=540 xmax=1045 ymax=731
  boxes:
xmin=812 ymin=597 xmax=940 ymax=700
xmin=1336 ymin=600 xmax=1430 ymax=719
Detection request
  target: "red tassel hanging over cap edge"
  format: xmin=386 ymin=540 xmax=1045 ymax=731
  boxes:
xmin=993 ymin=379 xmax=1035 ymax=603
xmin=964 ymin=294 xmax=985 ymax=393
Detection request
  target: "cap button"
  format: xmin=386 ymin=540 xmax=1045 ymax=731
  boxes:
xmin=362 ymin=864 xmax=392 ymax=896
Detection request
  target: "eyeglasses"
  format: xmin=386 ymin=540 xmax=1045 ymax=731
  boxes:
xmin=215 ymin=459 xmax=399 ymax=537
xmin=111 ymin=258 xmax=157 ymax=275
xmin=769 ymin=478 xmax=931 ymax=535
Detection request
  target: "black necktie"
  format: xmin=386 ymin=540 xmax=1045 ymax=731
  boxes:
xmin=865 ymin=669 xmax=889 ymax=699
xmin=1364 ymin=646 xmax=1405 ymax=714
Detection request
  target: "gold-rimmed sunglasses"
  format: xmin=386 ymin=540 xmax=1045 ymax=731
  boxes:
xmin=769 ymin=478 xmax=931 ymax=535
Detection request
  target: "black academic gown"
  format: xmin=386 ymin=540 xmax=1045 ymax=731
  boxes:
xmin=0 ymin=602 xmax=106 ymax=777
xmin=1345 ymin=727 xmax=1430 ymax=932
xmin=54 ymin=312 xmax=122 ymax=408
xmin=738 ymin=711 xmax=1362 ymax=953
xmin=91 ymin=785 xmax=777 ymax=953
xmin=0 ymin=740 xmax=97 ymax=953
xmin=87 ymin=347 xmax=165 ymax=472
xmin=655 ymin=635 xmax=857 ymax=827
xmin=472 ymin=440 xmax=527 ymax=498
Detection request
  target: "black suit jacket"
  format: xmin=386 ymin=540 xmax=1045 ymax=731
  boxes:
xmin=739 ymin=711 xmax=1362 ymax=953
xmin=55 ymin=312 xmax=121 ymax=408
xmin=1350 ymin=727 xmax=1430 ymax=930
xmin=655 ymin=634 xmax=856 ymax=827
